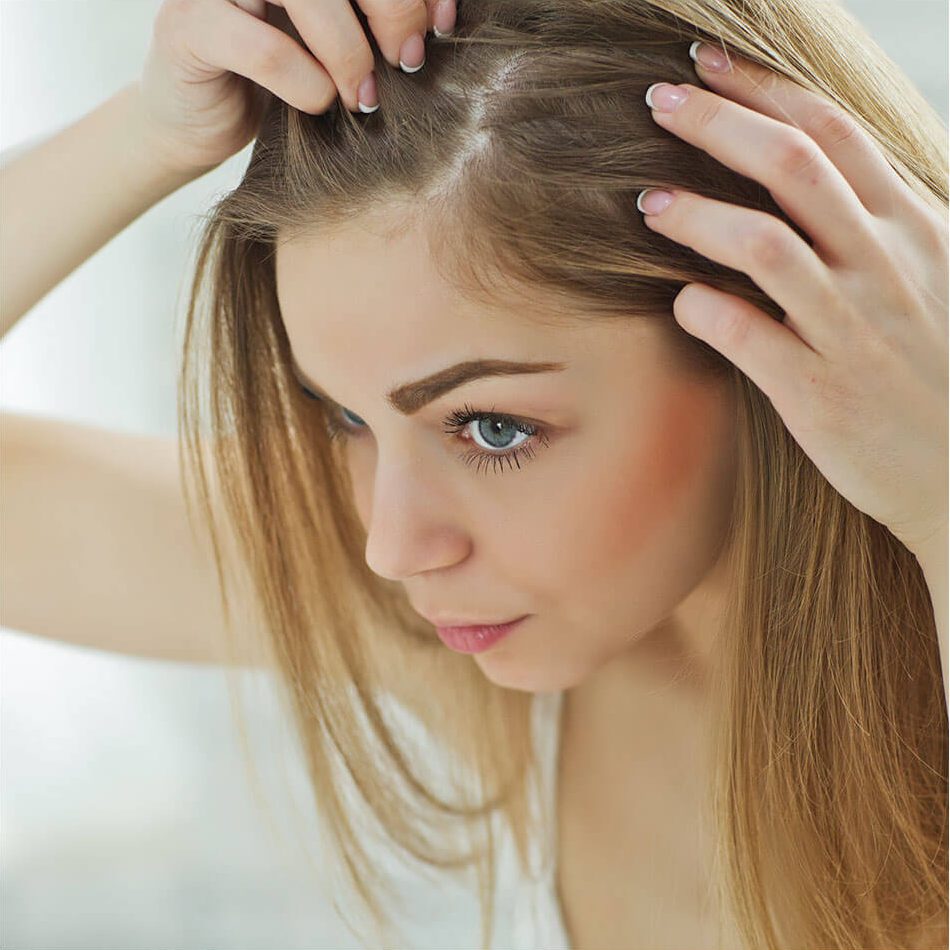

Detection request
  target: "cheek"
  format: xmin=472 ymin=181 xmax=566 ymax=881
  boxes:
xmin=580 ymin=383 xmax=732 ymax=569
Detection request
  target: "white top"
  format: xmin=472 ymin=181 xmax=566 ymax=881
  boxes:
xmin=507 ymin=689 xmax=573 ymax=949
xmin=344 ymin=686 xmax=574 ymax=947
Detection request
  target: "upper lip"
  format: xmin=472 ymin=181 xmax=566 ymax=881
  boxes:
xmin=419 ymin=614 xmax=528 ymax=628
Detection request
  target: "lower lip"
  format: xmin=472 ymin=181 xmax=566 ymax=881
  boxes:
xmin=435 ymin=616 xmax=529 ymax=654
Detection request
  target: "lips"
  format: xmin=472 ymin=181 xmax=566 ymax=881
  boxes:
xmin=433 ymin=616 xmax=529 ymax=654
xmin=421 ymin=614 xmax=527 ymax=628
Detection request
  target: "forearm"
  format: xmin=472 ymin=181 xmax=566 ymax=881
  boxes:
xmin=0 ymin=81 xmax=207 ymax=340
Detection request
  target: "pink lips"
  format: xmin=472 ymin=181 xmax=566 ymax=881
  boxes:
xmin=434 ymin=616 xmax=529 ymax=654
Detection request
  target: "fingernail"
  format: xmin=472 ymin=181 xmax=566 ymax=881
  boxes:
xmin=357 ymin=71 xmax=379 ymax=113
xmin=689 ymin=41 xmax=731 ymax=72
xmin=399 ymin=32 xmax=426 ymax=72
xmin=433 ymin=0 xmax=455 ymax=37
xmin=645 ymin=82 xmax=689 ymax=112
xmin=637 ymin=189 xmax=675 ymax=215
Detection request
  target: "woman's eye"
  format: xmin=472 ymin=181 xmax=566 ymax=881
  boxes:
xmin=302 ymin=384 xmax=549 ymax=476
xmin=466 ymin=416 xmax=531 ymax=452
xmin=338 ymin=406 xmax=367 ymax=429
xmin=442 ymin=402 xmax=551 ymax=476
xmin=298 ymin=385 xmax=366 ymax=434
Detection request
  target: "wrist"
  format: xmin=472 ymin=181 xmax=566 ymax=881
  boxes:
xmin=116 ymin=82 xmax=216 ymax=196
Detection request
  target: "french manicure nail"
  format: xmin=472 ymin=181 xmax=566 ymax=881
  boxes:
xmin=637 ymin=189 xmax=675 ymax=215
xmin=357 ymin=71 xmax=379 ymax=113
xmin=434 ymin=0 xmax=455 ymax=37
xmin=645 ymin=82 xmax=689 ymax=113
xmin=689 ymin=41 xmax=731 ymax=72
xmin=399 ymin=32 xmax=426 ymax=72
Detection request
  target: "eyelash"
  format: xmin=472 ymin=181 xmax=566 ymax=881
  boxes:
xmin=300 ymin=386 xmax=550 ymax=476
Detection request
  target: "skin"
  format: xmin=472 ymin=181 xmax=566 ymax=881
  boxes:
xmin=267 ymin=39 xmax=946 ymax=949
xmin=642 ymin=53 xmax=948 ymax=709
xmin=275 ymin=206 xmax=738 ymax=703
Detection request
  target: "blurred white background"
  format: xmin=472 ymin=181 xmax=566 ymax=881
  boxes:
xmin=0 ymin=1 xmax=946 ymax=948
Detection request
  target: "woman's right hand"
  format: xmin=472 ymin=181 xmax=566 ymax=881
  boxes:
xmin=137 ymin=0 xmax=457 ymax=175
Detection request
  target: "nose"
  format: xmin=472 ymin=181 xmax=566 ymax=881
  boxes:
xmin=361 ymin=459 xmax=471 ymax=582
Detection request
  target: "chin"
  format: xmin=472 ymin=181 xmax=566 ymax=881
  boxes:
xmin=473 ymin=653 xmax=581 ymax=694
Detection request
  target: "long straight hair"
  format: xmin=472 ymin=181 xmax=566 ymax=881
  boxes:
xmin=176 ymin=1 xmax=948 ymax=945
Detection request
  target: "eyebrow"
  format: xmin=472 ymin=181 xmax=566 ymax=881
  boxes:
xmin=289 ymin=355 xmax=568 ymax=415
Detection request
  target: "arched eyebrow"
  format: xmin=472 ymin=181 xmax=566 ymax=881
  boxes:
xmin=289 ymin=356 xmax=568 ymax=416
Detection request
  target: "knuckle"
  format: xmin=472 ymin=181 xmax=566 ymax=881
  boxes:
xmin=367 ymin=0 xmax=424 ymax=22
xmin=739 ymin=217 xmax=793 ymax=269
xmin=917 ymin=203 xmax=950 ymax=257
xmin=334 ymin=41 xmax=374 ymax=85
xmin=856 ymin=317 xmax=905 ymax=365
xmin=393 ymin=0 xmax=427 ymax=18
xmin=691 ymin=93 xmax=725 ymax=133
xmin=307 ymin=81 xmax=339 ymax=114
xmin=771 ymin=129 xmax=824 ymax=181
xmin=715 ymin=306 xmax=752 ymax=351
xmin=250 ymin=31 xmax=289 ymax=76
xmin=154 ymin=0 xmax=198 ymax=39
xmin=803 ymin=102 xmax=860 ymax=150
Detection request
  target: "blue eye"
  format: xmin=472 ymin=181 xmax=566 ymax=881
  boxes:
xmin=339 ymin=407 xmax=366 ymax=429
xmin=441 ymin=402 xmax=550 ymax=475
xmin=300 ymin=383 xmax=549 ymax=476
xmin=300 ymin=385 xmax=364 ymax=425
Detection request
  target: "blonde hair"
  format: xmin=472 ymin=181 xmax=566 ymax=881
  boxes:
xmin=176 ymin=0 xmax=948 ymax=945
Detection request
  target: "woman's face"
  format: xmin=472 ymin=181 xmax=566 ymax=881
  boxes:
xmin=276 ymin=211 xmax=738 ymax=694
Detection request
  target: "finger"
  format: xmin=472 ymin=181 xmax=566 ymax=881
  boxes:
xmin=229 ymin=0 xmax=266 ymax=15
xmin=641 ymin=189 xmax=840 ymax=353
xmin=688 ymin=43 xmax=919 ymax=223
xmin=430 ymin=0 xmax=456 ymax=36
xmin=646 ymin=81 xmax=882 ymax=271
xmin=191 ymin=0 xmax=338 ymax=114
xmin=671 ymin=281 xmax=823 ymax=425
xmin=352 ymin=0 xmax=430 ymax=71
xmin=281 ymin=0 xmax=379 ymax=112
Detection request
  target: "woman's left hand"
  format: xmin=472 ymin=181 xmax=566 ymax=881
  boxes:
xmin=637 ymin=43 xmax=948 ymax=566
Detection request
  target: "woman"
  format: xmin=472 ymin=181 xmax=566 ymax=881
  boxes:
xmin=2 ymin=0 xmax=946 ymax=947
